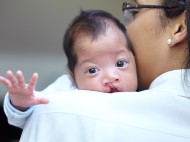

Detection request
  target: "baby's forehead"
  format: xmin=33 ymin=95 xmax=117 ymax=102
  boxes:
xmin=75 ymin=37 xmax=131 ymax=56
xmin=73 ymin=22 xmax=130 ymax=52
xmin=76 ymin=46 xmax=132 ymax=65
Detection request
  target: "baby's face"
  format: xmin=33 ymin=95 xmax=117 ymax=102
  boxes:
xmin=71 ymin=26 xmax=137 ymax=92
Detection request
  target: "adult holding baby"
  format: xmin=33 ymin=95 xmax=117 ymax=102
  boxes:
xmin=1 ymin=0 xmax=190 ymax=141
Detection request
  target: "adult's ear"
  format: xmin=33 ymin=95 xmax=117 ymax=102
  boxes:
xmin=171 ymin=12 xmax=187 ymax=47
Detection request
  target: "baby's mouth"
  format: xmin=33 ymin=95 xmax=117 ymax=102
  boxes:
xmin=109 ymin=87 xmax=119 ymax=93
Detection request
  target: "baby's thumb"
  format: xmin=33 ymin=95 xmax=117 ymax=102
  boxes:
xmin=36 ymin=98 xmax=49 ymax=105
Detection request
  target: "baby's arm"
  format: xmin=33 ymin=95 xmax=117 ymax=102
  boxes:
xmin=1 ymin=71 xmax=77 ymax=129
xmin=0 ymin=70 xmax=49 ymax=128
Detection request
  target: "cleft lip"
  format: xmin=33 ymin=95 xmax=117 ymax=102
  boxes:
xmin=105 ymin=83 xmax=121 ymax=93
xmin=109 ymin=86 xmax=120 ymax=93
xmin=110 ymin=88 xmax=119 ymax=93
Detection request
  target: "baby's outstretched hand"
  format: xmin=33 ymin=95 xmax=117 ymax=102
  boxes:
xmin=0 ymin=70 xmax=49 ymax=111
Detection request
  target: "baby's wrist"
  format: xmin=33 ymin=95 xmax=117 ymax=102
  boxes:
xmin=10 ymin=100 xmax=29 ymax=112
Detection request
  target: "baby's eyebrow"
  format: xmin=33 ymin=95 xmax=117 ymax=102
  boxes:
xmin=77 ymin=59 xmax=92 ymax=67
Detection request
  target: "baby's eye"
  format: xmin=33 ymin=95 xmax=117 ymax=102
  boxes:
xmin=86 ymin=68 xmax=100 ymax=74
xmin=116 ymin=60 xmax=128 ymax=67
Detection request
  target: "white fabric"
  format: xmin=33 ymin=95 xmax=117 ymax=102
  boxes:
xmin=19 ymin=69 xmax=190 ymax=142
xmin=3 ymin=74 xmax=77 ymax=128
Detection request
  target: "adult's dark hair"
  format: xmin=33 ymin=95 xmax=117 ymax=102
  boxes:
xmin=186 ymin=0 xmax=190 ymax=65
xmin=63 ymin=9 xmax=130 ymax=73
xmin=185 ymin=0 xmax=190 ymax=88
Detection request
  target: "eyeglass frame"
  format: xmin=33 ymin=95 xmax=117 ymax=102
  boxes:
xmin=122 ymin=2 xmax=186 ymax=12
xmin=122 ymin=2 xmax=186 ymax=25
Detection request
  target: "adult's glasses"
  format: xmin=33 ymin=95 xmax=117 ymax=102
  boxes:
xmin=122 ymin=2 xmax=185 ymax=25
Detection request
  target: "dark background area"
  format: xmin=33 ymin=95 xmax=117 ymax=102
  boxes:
xmin=1 ymin=106 xmax=22 ymax=142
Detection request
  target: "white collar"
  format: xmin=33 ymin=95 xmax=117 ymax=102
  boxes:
xmin=149 ymin=69 xmax=190 ymax=97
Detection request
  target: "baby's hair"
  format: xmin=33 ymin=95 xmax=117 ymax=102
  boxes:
xmin=63 ymin=9 xmax=131 ymax=73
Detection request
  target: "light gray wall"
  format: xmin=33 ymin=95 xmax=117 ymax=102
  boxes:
xmin=0 ymin=0 xmax=124 ymax=103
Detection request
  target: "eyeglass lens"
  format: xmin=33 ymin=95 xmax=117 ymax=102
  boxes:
xmin=123 ymin=10 xmax=134 ymax=25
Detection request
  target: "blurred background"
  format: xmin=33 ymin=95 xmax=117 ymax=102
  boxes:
xmin=0 ymin=0 xmax=124 ymax=141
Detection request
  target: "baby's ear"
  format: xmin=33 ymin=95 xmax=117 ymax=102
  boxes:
xmin=67 ymin=68 xmax=75 ymax=82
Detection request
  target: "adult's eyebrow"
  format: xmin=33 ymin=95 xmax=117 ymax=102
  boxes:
xmin=132 ymin=0 xmax=138 ymax=4
xmin=131 ymin=0 xmax=136 ymax=3
xmin=127 ymin=0 xmax=138 ymax=4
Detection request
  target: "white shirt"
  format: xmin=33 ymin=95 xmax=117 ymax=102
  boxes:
xmin=18 ymin=69 xmax=190 ymax=142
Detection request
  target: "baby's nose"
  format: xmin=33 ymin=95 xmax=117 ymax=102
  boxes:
xmin=103 ymin=74 xmax=119 ymax=85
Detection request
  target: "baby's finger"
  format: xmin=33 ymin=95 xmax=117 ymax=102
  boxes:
xmin=6 ymin=70 xmax=18 ymax=88
xmin=16 ymin=70 xmax=26 ymax=88
xmin=34 ymin=97 xmax=49 ymax=105
xmin=0 ymin=76 xmax=12 ymax=88
xmin=28 ymin=73 xmax=38 ymax=90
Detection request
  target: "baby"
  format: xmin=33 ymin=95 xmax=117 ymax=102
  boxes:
xmin=0 ymin=9 xmax=137 ymax=112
